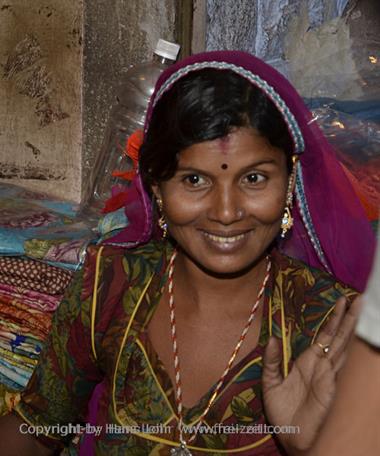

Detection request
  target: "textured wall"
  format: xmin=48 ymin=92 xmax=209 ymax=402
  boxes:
xmin=346 ymin=0 xmax=380 ymax=101
xmin=204 ymin=0 xmax=379 ymax=99
xmin=205 ymin=0 xmax=350 ymax=61
xmin=83 ymin=0 xmax=178 ymax=202
xmin=0 ymin=0 xmax=179 ymax=203
xmin=192 ymin=0 xmax=207 ymax=53
xmin=285 ymin=0 xmax=379 ymax=100
xmin=206 ymin=1 xmax=257 ymax=54
xmin=0 ymin=0 xmax=83 ymax=201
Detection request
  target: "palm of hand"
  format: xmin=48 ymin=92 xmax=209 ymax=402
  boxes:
xmin=264 ymin=347 xmax=335 ymax=452
xmin=262 ymin=296 xmax=361 ymax=454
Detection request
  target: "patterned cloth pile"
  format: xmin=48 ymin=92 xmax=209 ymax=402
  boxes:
xmin=0 ymin=257 xmax=73 ymax=396
xmin=0 ymin=183 xmax=101 ymax=415
xmin=0 ymin=183 xmax=97 ymax=271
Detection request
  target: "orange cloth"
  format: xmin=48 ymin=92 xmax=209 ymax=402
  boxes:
xmin=341 ymin=163 xmax=379 ymax=221
xmin=111 ymin=129 xmax=143 ymax=181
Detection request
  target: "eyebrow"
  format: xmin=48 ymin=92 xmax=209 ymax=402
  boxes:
xmin=176 ymin=166 xmax=210 ymax=174
xmin=239 ymin=159 xmax=279 ymax=172
xmin=176 ymin=159 xmax=279 ymax=174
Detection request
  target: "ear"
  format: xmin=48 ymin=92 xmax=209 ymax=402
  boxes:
xmin=151 ymin=184 xmax=162 ymax=201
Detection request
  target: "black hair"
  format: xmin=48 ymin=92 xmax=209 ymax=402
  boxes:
xmin=140 ymin=69 xmax=293 ymax=189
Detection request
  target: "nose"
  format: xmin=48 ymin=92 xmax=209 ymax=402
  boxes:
xmin=207 ymin=186 xmax=245 ymax=225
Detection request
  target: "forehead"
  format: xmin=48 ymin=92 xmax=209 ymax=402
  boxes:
xmin=177 ymin=127 xmax=286 ymax=168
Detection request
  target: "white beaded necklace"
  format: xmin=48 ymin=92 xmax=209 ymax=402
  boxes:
xmin=167 ymin=251 xmax=271 ymax=455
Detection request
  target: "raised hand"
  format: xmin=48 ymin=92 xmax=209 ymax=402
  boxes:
xmin=262 ymin=296 xmax=362 ymax=455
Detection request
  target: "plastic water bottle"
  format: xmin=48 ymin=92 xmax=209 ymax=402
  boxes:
xmin=88 ymin=39 xmax=180 ymax=206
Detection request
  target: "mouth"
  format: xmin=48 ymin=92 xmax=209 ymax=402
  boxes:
xmin=203 ymin=232 xmax=246 ymax=244
xmin=200 ymin=229 xmax=252 ymax=250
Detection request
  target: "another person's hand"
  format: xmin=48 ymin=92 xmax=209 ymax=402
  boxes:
xmin=262 ymin=296 xmax=362 ymax=455
xmin=0 ymin=413 xmax=55 ymax=455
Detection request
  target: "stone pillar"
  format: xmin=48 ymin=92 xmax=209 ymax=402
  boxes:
xmin=0 ymin=0 xmax=83 ymax=201
xmin=0 ymin=0 xmax=182 ymax=203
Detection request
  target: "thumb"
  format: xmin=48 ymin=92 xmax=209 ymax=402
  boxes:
xmin=262 ymin=336 xmax=283 ymax=391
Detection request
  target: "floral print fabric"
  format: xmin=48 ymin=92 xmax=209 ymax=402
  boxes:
xmin=14 ymin=241 xmax=357 ymax=455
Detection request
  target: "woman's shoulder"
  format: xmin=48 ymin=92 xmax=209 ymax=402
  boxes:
xmin=272 ymin=248 xmax=357 ymax=298
xmin=271 ymin=249 xmax=358 ymax=356
xmin=85 ymin=240 xmax=170 ymax=359
xmin=85 ymin=239 xmax=169 ymax=277
xmin=81 ymin=240 xmax=169 ymax=318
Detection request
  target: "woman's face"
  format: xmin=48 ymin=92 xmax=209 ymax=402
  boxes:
xmin=152 ymin=127 xmax=289 ymax=275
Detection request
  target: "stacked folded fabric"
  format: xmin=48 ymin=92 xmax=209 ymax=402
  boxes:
xmin=0 ymin=182 xmax=98 ymax=271
xmin=0 ymin=184 xmax=119 ymax=417
xmin=0 ymin=183 xmax=106 ymax=416
xmin=0 ymin=257 xmax=73 ymax=393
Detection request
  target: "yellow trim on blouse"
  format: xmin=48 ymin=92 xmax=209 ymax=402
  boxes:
xmin=279 ymin=288 xmax=289 ymax=377
xmin=112 ymin=273 xmax=155 ymax=422
xmin=311 ymin=304 xmax=336 ymax=344
xmin=111 ymin=278 xmax=276 ymax=452
xmin=269 ymin=295 xmax=273 ymax=337
xmin=134 ymin=288 xmax=272 ymax=428
xmin=91 ymin=245 xmax=104 ymax=361
xmin=134 ymin=321 xmax=268 ymax=430
xmin=135 ymin=337 xmax=177 ymax=419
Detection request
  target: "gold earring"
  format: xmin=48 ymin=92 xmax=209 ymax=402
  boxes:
xmin=281 ymin=206 xmax=293 ymax=238
xmin=281 ymin=156 xmax=297 ymax=238
xmin=156 ymin=198 xmax=168 ymax=238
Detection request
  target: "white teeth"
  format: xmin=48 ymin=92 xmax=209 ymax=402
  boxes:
xmin=204 ymin=233 xmax=245 ymax=243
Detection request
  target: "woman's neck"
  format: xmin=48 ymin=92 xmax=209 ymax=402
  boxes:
xmin=171 ymin=250 xmax=269 ymax=318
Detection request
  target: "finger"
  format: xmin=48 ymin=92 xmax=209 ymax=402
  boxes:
xmin=317 ymin=296 xmax=347 ymax=340
xmin=262 ymin=337 xmax=283 ymax=392
xmin=312 ymin=297 xmax=347 ymax=357
xmin=332 ymin=350 xmax=348 ymax=374
xmin=328 ymin=296 xmax=362 ymax=363
xmin=349 ymin=295 xmax=365 ymax=313
xmin=346 ymin=295 xmax=364 ymax=316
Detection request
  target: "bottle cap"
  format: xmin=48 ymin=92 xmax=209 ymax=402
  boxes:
xmin=154 ymin=39 xmax=180 ymax=61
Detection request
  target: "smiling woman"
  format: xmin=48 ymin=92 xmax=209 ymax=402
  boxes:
xmin=0 ymin=51 xmax=375 ymax=456
xmin=151 ymin=127 xmax=289 ymax=275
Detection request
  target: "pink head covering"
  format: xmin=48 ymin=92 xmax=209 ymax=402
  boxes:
xmin=103 ymin=50 xmax=375 ymax=292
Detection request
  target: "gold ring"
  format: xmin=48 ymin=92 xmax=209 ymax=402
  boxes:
xmin=316 ymin=342 xmax=330 ymax=356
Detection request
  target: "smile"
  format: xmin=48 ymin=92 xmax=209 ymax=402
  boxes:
xmin=203 ymin=233 xmax=246 ymax=244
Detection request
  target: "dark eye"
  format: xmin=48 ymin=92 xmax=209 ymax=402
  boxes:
xmin=183 ymin=174 xmax=208 ymax=188
xmin=243 ymin=173 xmax=266 ymax=185
xmin=186 ymin=175 xmax=201 ymax=185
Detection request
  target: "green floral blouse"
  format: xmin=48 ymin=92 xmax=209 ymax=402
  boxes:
xmin=14 ymin=241 xmax=357 ymax=455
